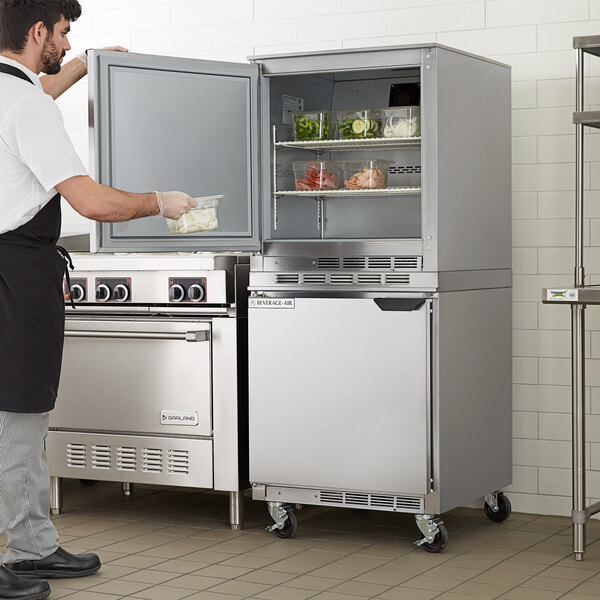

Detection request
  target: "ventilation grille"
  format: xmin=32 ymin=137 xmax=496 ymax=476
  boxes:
xmin=91 ymin=445 xmax=111 ymax=469
xmin=276 ymin=273 xmax=300 ymax=284
xmin=168 ymin=450 xmax=190 ymax=475
xmin=357 ymin=274 xmax=382 ymax=285
xmin=389 ymin=165 xmax=421 ymax=175
xmin=63 ymin=443 xmax=192 ymax=476
xmin=303 ymin=273 xmax=327 ymax=284
xmin=66 ymin=443 xmax=86 ymax=468
xmin=319 ymin=490 xmax=423 ymax=511
xmin=317 ymin=257 xmax=340 ymax=269
xmin=117 ymin=447 xmax=137 ymax=471
xmin=385 ymin=274 xmax=410 ymax=285
xmin=329 ymin=274 xmax=354 ymax=285
xmin=318 ymin=256 xmax=420 ymax=271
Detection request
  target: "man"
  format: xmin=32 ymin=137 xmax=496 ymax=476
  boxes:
xmin=0 ymin=2 xmax=197 ymax=599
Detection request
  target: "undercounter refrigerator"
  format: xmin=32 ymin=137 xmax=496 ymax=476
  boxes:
xmin=246 ymin=45 xmax=512 ymax=551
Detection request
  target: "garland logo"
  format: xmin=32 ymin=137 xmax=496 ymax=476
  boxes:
xmin=160 ymin=411 xmax=199 ymax=426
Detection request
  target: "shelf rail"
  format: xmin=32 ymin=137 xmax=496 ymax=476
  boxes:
xmin=542 ymin=35 xmax=600 ymax=561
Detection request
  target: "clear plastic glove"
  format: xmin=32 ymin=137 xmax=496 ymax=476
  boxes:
xmin=155 ymin=191 xmax=197 ymax=220
xmin=76 ymin=46 xmax=129 ymax=69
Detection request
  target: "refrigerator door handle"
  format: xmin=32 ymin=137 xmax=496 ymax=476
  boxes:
xmin=373 ymin=298 xmax=426 ymax=311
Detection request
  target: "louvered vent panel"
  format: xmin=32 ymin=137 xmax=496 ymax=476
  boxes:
xmin=396 ymin=496 xmax=424 ymax=510
xmin=117 ymin=447 xmax=137 ymax=471
xmin=368 ymin=257 xmax=393 ymax=270
xmin=320 ymin=490 xmax=344 ymax=504
xmin=91 ymin=445 xmax=111 ymax=469
xmin=394 ymin=257 xmax=420 ymax=270
xmin=317 ymin=257 xmax=340 ymax=269
xmin=342 ymin=257 xmax=367 ymax=269
xmin=357 ymin=274 xmax=382 ymax=285
xmin=389 ymin=165 xmax=421 ymax=174
xmin=346 ymin=493 xmax=369 ymax=506
xmin=370 ymin=495 xmax=395 ymax=508
xmin=168 ymin=450 xmax=190 ymax=475
xmin=276 ymin=273 xmax=300 ymax=284
xmin=66 ymin=443 xmax=86 ymax=468
xmin=386 ymin=274 xmax=410 ymax=285
xmin=142 ymin=448 xmax=163 ymax=473
xmin=303 ymin=274 xmax=327 ymax=284
xmin=329 ymin=274 xmax=354 ymax=285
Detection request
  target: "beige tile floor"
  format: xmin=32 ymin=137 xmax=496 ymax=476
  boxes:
xmin=2 ymin=480 xmax=600 ymax=599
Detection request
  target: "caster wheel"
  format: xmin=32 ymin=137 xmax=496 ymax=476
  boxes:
xmin=421 ymin=524 xmax=448 ymax=553
xmin=273 ymin=511 xmax=298 ymax=539
xmin=79 ymin=479 xmax=97 ymax=486
xmin=484 ymin=493 xmax=511 ymax=523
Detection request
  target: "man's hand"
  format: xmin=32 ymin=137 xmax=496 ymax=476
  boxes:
xmin=156 ymin=191 xmax=198 ymax=220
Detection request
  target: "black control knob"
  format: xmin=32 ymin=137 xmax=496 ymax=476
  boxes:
xmin=96 ymin=284 xmax=110 ymax=302
xmin=69 ymin=284 xmax=85 ymax=303
xmin=188 ymin=284 xmax=204 ymax=303
xmin=113 ymin=284 xmax=129 ymax=302
xmin=169 ymin=284 xmax=185 ymax=303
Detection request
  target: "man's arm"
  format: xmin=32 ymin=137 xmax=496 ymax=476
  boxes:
xmin=40 ymin=57 xmax=86 ymax=100
xmin=40 ymin=46 xmax=129 ymax=100
xmin=56 ymin=175 xmax=195 ymax=221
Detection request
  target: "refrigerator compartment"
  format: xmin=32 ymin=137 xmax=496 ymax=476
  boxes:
xmin=292 ymin=111 xmax=330 ymax=141
xmin=335 ymin=109 xmax=383 ymax=139
xmin=293 ymin=160 xmax=341 ymax=190
xmin=166 ymin=195 xmax=223 ymax=235
xmin=342 ymin=159 xmax=392 ymax=189
xmin=382 ymin=106 xmax=421 ymax=138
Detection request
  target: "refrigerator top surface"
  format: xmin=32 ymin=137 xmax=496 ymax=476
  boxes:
xmin=250 ymin=43 xmax=511 ymax=70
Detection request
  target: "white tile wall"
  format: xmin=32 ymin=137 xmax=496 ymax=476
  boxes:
xmin=55 ymin=0 xmax=600 ymax=517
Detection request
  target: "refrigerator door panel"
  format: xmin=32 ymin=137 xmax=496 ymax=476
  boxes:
xmin=89 ymin=51 xmax=260 ymax=252
xmin=249 ymin=297 xmax=430 ymax=495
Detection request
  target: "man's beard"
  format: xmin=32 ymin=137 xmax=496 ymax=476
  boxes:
xmin=40 ymin=38 xmax=65 ymax=75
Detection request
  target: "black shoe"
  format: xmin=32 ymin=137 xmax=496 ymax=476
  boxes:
xmin=0 ymin=566 xmax=50 ymax=599
xmin=4 ymin=547 xmax=101 ymax=579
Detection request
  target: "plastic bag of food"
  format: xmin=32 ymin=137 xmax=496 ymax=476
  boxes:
xmin=166 ymin=195 xmax=223 ymax=235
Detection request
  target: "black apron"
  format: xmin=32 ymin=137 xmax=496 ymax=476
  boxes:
xmin=0 ymin=63 xmax=72 ymax=413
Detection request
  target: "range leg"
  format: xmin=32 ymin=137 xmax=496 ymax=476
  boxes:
xmin=229 ymin=491 xmax=243 ymax=531
xmin=122 ymin=482 xmax=134 ymax=497
xmin=50 ymin=476 xmax=62 ymax=516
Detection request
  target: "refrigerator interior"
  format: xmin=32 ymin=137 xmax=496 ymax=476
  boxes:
xmin=265 ymin=67 xmax=422 ymax=242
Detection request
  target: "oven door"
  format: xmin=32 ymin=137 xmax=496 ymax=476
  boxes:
xmin=249 ymin=296 xmax=431 ymax=496
xmin=50 ymin=317 xmax=212 ymax=437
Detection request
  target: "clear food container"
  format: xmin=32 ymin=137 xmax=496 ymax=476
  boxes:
xmin=293 ymin=161 xmax=341 ymax=191
xmin=342 ymin=160 xmax=392 ymax=190
xmin=292 ymin=111 xmax=330 ymax=141
xmin=381 ymin=106 xmax=421 ymax=138
xmin=335 ymin=109 xmax=383 ymax=139
xmin=166 ymin=195 xmax=223 ymax=235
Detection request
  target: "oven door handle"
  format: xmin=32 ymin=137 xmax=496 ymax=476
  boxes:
xmin=64 ymin=330 xmax=210 ymax=343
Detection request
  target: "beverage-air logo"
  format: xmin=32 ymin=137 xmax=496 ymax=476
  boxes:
xmin=160 ymin=411 xmax=199 ymax=426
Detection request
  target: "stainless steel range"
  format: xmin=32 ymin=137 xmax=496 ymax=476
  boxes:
xmin=47 ymin=253 xmax=249 ymax=529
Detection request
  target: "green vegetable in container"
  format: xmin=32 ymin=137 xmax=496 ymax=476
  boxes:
xmin=293 ymin=113 xmax=329 ymax=141
xmin=338 ymin=116 xmax=381 ymax=139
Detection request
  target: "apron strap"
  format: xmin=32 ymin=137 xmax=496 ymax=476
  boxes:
xmin=0 ymin=63 xmax=35 ymax=85
xmin=56 ymin=246 xmax=75 ymax=309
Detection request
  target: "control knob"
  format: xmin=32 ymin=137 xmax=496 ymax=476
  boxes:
xmin=69 ymin=284 xmax=85 ymax=303
xmin=96 ymin=284 xmax=110 ymax=302
xmin=169 ymin=284 xmax=185 ymax=303
xmin=113 ymin=284 xmax=129 ymax=302
xmin=188 ymin=284 xmax=205 ymax=303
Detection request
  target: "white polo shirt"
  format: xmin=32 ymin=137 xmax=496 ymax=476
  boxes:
xmin=0 ymin=56 xmax=88 ymax=235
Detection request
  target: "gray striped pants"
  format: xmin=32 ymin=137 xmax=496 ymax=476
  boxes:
xmin=0 ymin=411 xmax=59 ymax=564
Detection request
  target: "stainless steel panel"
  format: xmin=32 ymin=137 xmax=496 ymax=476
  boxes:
xmin=46 ymin=431 xmax=213 ymax=488
xmin=435 ymin=288 xmax=512 ymax=512
xmin=89 ymin=51 xmax=260 ymax=252
xmin=249 ymin=297 xmax=430 ymax=495
xmin=51 ymin=318 xmax=212 ymax=436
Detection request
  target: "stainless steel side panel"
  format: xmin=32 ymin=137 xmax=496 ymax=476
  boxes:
xmin=46 ymin=431 xmax=213 ymax=488
xmin=249 ymin=297 xmax=430 ymax=495
xmin=51 ymin=318 xmax=212 ymax=436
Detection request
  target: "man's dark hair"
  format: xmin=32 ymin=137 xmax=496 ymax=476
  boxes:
xmin=0 ymin=0 xmax=82 ymax=53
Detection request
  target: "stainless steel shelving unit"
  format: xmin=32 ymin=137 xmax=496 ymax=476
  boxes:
xmin=275 ymin=187 xmax=421 ymax=197
xmin=543 ymin=35 xmax=600 ymax=561
xmin=275 ymin=136 xmax=422 ymax=151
